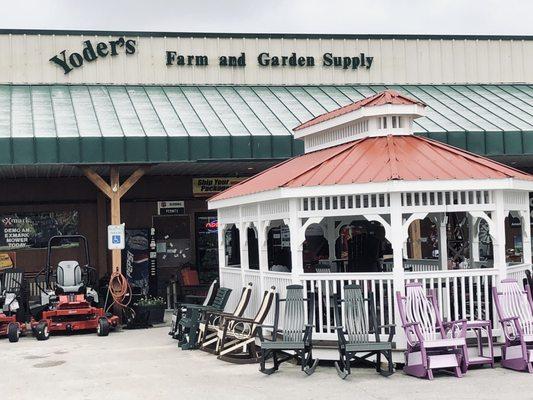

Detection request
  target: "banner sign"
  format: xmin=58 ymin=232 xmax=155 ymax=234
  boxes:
xmin=192 ymin=177 xmax=245 ymax=197
xmin=0 ymin=211 xmax=79 ymax=250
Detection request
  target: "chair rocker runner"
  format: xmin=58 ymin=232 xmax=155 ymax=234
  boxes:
xmin=176 ymin=285 xmax=232 ymax=350
xmin=259 ymin=284 xmax=318 ymax=375
xmin=216 ymin=286 xmax=277 ymax=363
xmin=169 ymin=279 xmax=218 ymax=339
xmin=198 ymin=282 xmax=253 ymax=352
xmin=396 ymin=282 xmax=468 ymax=380
xmin=493 ymin=279 xmax=533 ymax=373
xmin=333 ymin=285 xmax=395 ymax=379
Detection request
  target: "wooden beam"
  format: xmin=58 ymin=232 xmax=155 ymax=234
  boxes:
xmin=109 ymin=167 xmax=122 ymax=272
xmin=82 ymin=167 xmax=113 ymax=199
xmin=119 ymin=166 xmax=149 ymax=198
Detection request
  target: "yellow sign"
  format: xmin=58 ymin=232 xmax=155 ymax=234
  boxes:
xmin=193 ymin=177 xmax=245 ymax=197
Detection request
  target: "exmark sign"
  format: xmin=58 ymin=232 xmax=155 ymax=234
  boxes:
xmin=50 ymin=37 xmax=136 ymax=74
xmin=108 ymin=224 xmax=125 ymax=250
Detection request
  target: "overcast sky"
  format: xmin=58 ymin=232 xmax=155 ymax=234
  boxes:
xmin=1 ymin=0 xmax=532 ymax=35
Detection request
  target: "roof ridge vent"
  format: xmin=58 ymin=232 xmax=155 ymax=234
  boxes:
xmin=293 ymin=90 xmax=426 ymax=153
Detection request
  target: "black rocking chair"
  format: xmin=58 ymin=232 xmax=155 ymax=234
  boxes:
xmin=259 ymin=284 xmax=318 ymax=375
xmin=333 ymin=284 xmax=395 ymax=379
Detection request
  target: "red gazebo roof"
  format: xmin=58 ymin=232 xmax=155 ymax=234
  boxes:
xmin=294 ymin=90 xmax=425 ymax=131
xmin=211 ymin=135 xmax=533 ymax=202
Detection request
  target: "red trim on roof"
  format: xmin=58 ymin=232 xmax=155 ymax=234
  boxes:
xmin=293 ymin=90 xmax=425 ymax=131
xmin=210 ymin=134 xmax=533 ymax=202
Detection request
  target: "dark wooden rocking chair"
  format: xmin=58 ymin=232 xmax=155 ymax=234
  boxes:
xmin=176 ymin=285 xmax=232 ymax=350
xmin=259 ymin=284 xmax=318 ymax=375
xmin=333 ymin=284 xmax=395 ymax=379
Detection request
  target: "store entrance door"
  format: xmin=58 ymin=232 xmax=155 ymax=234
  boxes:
xmin=195 ymin=212 xmax=219 ymax=283
xmin=152 ymin=215 xmax=192 ymax=297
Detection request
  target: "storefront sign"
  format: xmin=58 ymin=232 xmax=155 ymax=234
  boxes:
xmin=107 ymin=224 xmax=125 ymax=250
xmin=157 ymin=200 xmax=185 ymax=215
xmin=192 ymin=177 xmax=245 ymax=197
xmin=0 ymin=211 xmax=79 ymax=250
xmin=50 ymin=37 xmax=137 ymax=74
xmin=166 ymin=51 xmax=373 ymax=70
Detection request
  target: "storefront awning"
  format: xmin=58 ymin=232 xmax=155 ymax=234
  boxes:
xmin=0 ymin=84 xmax=532 ymax=165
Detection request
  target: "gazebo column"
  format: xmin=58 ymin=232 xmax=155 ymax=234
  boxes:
xmin=325 ymin=217 xmax=337 ymax=265
xmin=257 ymin=219 xmax=270 ymax=293
xmin=469 ymin=215 xmax=480 ymax=265
xmin=239 ymin=222 xmax=249 ymax=286
xmin=518 ymin=210 xmax=532 ymax=264
xmin=389 ymin=193 xmax=407 ymax=348
xmin=492 ymin=191 xmax=507 ymax=281
xmin=217 ymin=222 xmax=227 ymax=286
xmin=438 ymin=213 xmax=448 ymax=270
xmin=289 ymin=199 xmax=304 ymax=283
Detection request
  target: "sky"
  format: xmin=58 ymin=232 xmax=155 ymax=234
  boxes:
xmin=0 ymin=0 xmax=532 ymax=35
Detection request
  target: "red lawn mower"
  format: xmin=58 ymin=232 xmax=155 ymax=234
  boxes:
xmin=30 ymin=235 xmax=118 ymax=340
xmin=0 ymin=269 xmax=28 ymax=342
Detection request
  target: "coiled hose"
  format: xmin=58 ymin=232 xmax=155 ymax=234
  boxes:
xmin=105 ymin=271 xmax=132 ymax=314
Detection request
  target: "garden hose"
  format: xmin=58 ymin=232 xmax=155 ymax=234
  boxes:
xmin=106 ymin=270 xmax=132 ymax=313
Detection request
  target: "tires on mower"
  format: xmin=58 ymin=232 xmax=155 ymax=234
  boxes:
xmin=35 ymin=321 xmax=50 ymax=341
xmin=97 ymin=317 xmax=110 ymax=336
xmin=7 ymin=322 xmax=20 ymax=343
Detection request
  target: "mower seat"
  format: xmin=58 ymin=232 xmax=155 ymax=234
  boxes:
xmin=56 ymin=261 xmax=84 ymax=294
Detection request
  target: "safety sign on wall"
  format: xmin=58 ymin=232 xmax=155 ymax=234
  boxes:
xmin=108 ymin=224 xmax=125 ymax=250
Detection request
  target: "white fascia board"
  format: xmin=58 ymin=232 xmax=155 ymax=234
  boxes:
xmin=293 ymin=104 xmax=425 ymax=139
xmin=208 ymin=178 xmax=533 ymax=210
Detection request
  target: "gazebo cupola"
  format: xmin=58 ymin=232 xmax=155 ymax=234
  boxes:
xmin=293 ymin=90 xmax=426 ymax=153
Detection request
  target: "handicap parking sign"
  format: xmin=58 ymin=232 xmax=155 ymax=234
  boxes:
xmin=107 ymin=224 xmax=125 ymax=249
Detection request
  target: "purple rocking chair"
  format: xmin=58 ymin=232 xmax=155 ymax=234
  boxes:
xmin=396 ymin=282 xmax=468 ymax=379
xmin=493 ymin=279 xmax=533 ymax=373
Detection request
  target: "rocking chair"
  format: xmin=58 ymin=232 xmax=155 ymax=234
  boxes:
xmin=396 ymin=282 xmax=468 ymax=380
xmin=216 ymin=286 xmax=277 ymax=363
xmin=170 ymin=279 xmax=219 ymax=339
xmin=493 ymin=279 xmax=533 ymax=373
xmin=198 ymin=282 xmax=253 ymax=351
xmin=176 ymin=285 xmax=232 ymax=350
xmin=333 ymin=285 xmax=395 ymax=379
xmin=259 ymin=284 xmax=318 ymax=375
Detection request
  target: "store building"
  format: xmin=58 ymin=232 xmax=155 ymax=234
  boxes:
xmin=0 ymin=30 xmax=532 ymax=298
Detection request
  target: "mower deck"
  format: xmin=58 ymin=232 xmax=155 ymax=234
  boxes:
xmin=31 ymin=294 xmax=118 ymax=334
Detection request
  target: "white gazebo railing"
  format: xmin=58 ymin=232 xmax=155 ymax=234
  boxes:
xmin=219 ymin=263 xmax=533 ymax=345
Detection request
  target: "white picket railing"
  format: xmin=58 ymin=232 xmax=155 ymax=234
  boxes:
xmin=381 ymin=258 xmax=439 ymax=272
xmin=405 ymin=268 xmax=499 ymax=333
xmin=218 ymin=263 xmax=533 ymax=345
xmin=507 ymin=263 xmax=532 ymax=283
xmin=300 ymin=272 xmax=394 ymax=341
xmin=242 ymin=269 xmax=262 ymax=318
xmin=219 ymin=266 xmax=243 ymax=312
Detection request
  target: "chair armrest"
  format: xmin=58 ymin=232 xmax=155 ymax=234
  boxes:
xmin=501 ymin=316 xmax=520 ymax=323
xmin=402 ymin=322 xmax=420 ymax=328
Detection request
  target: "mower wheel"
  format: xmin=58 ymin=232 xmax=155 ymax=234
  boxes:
xmin=97 ymin=317 xmax=110 ymax=336
xmin=7 ymin=322 xmax=20 ymax=343
xmin=35 ymin=321 xmax=50 ymax=341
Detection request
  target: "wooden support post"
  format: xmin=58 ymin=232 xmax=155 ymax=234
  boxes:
xmin=82 ymin=165 xmax=149 ymax=274
xmin=409 ymin=219 xmax=422 ymax=259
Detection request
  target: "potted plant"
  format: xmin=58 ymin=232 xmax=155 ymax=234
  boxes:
xmin=132 ymin=296 xmax=166 ymax=324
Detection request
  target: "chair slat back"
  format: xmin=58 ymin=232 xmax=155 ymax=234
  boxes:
xmin=251 ymin=286 xmax=276 ymax=332
xmin=232 ymin=282 xmax=253 ymax=317
xmin=498 ymin=279 xmax=533 ymax=336
xmin=282 ymin=285 xmax=306 ymax=342
xmin=2 ymin=271 xmax=23 ymax=294
xmin=212 ymin=287 xmax=232 ymax=310
xmin=202 ymin=279 xmax=219 ymax=307
xmin=343 ymin=285 xmax=369 ymax=343
xmin=405 ymin=283 xmax=439 ymax=340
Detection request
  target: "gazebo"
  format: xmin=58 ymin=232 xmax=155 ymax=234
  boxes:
xmin=208 ymin=90 xmax=533 ymax=348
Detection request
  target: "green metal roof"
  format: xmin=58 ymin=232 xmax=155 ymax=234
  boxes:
xmin=0 ymin=84 xmax=532 ymax=165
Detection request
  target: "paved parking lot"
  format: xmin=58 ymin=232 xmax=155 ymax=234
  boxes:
xmin=1 ymin=325 xmax=532 ymax=400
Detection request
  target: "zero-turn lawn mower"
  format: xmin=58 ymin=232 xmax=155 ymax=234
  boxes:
xmin=0 ymin=269 xmax=28 ymax=342
xmin=30 ymin=235 xmax=119 ymax=340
